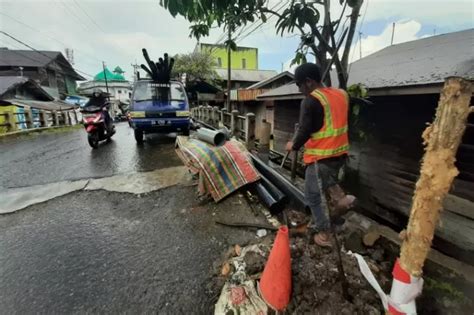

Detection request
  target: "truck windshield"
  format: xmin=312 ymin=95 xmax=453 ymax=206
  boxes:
xmin=133 ymin=82 xmax=185 ymax=102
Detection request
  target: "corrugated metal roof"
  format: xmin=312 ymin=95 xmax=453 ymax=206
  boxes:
xmin=345 ymin=28 xmax=474 ymax=88
xmin=0 ymin=76 xmax=54 ymax=101
xmin=214 ymin=68 xmax=278 ymax=82
xmin=259 ymin=29 xmax=473 ymax=99
xmin=246 ymin=71 xmax=294 ymax=89
xmin=0 ymin=49 xmax=60 ymax=67
xmin=0 ymin=49 xmax=85 ymax=80
xmin=257 ymin=82 xmax=301 ymax=100
xmin=0 ymin=76 xmax=28 ymax=96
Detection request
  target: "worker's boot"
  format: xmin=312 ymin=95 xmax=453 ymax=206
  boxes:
xmin=326 ymin=184 xmax=356 ymax=219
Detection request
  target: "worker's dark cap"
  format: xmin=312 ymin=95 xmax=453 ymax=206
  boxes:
xmin=294 ymin=63 xmax=322 ymax=84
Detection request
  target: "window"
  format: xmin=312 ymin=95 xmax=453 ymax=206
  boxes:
xmin=242 ymin=58 xmax=246 ymax=69
xmin=217 ymin=57 xmax=222 ymax=67
xmin=133 ymin=81 xmax=186 ymax=103
xmin=118 ymin=90 xmax=122 ymax=94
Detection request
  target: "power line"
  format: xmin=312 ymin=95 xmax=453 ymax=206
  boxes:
xmin=71 ymin=0 xmax=106 ymax=34
xmin=235 ymin=0 xmax=287 ymax=43
xmin=0 ymin=31 xmax=93 ymax=78
xmin=213 ymin=0 xmax=285 ymax=47
xmin=55 ymin=0 xmax=95 ymax=33
xmin=0 ymin=12 xmax=103 ymax=65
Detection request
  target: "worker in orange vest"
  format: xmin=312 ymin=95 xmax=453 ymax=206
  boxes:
xmin=286 ymin=63 xmax=355 ymax=247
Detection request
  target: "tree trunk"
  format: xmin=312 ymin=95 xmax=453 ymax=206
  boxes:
xmin=320 ymin=0 xmax=332 ymax=86
xmin=399 ymin=77 xmax=472 ymax=277
xmin=341 ymin=1 xmax=363 ymax=73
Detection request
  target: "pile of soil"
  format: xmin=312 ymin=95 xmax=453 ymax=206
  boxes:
xmin=209 ymin=218 xmax=473 ymax=314
xmin=287 ymin=234 xmax=383 ymax=314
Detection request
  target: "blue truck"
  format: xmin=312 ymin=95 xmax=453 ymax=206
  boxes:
xmin=129 ymin=80 xmax=190 ymax=144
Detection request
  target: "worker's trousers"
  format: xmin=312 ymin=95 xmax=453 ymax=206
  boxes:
xmin=305 ymin=158 xmax=345 ymax=232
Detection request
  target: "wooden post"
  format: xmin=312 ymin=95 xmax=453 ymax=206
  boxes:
xmin=220 ymin=108 xmax=227 ymax=127
xmin=212 ymin=106 xmax=219 ymax=128
xmin=65 ymin=112 xmax=69 ymax=125
xmin=399 ymin=77 xmax=472 ymax=277
xmin=258 ymin=119 xmax=271 ymax=164
xmin=230 ymin=110 xmax=239 ymax=137
xmin=206 ymin=105 xmax=212 ymax=124
xmin=39 ymin=110 xmax=47 ymax=127
xmin=24 ymin=108 xmax=33 ymax=129
xmin=203 ymin=106 xmax=209 ymax=123
xmin=72 ymin=110 xmax=78 ymax=125
xmin=52 ymin=111 xmax=59 ymax=126
xmin=245 ymin=112 xmax=256 ymax=150
xmin=291 ymin=123 xmax=299 ymax=182
xmin=4 ymin=112 xmax=14 ymax=132
xmin=198 ymin=105 xmax=203 ymax=121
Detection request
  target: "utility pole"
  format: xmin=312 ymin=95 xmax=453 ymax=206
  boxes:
xmin=102 ymin=61 xmax=110 ymax=101
xmin=358 ymin=32 xmax=363 ymax=59
xmin=226 ymin=22 xmax=232 ymax=111
xmin=391 ymin=22 xmax=396 ymax=45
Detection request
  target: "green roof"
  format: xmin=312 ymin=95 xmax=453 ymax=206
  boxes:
xmin=114 ymin=66 xmax=124 ymax=74
xmin=94 ymin=67 xmax=126 ymax=81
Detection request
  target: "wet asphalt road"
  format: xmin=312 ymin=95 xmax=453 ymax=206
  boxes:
xmin=0 ymin=124 xmax=263 ymax=313
xmin=0 ymin=123 xmax=182 ymax=189
xmin=0 ymin=187 xmax=261 ymax=314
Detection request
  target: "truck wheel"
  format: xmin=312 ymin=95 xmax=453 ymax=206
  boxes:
xmin=134 ymin=129 xmax=144 ymax=144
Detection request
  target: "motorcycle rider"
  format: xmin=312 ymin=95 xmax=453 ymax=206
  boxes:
xmin=84 ymin=89 xmax=113 ymax=132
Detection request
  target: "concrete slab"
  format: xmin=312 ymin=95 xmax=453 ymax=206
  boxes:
xmin=0 ymin=180 xmax=89 ymax=214
xmin=85 ymin=166 xmax=190 ymax=194
xmin=0 ymin=166 xmax=191 ymax=214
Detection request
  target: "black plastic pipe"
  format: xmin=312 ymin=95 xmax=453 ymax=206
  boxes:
xmin=260 ymin=176 xmax=288 ymax=209
xmin=251 ymin=154 xmax=306 ymax=211
xmin=254 ymin=182 xmax=280 ymax=214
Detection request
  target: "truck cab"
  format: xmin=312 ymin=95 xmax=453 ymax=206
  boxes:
xmin=129 ymin=80 xmax=190 ymax=143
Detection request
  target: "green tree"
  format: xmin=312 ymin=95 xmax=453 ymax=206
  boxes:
xmin=172 ymin=51 xmax=220 ymax=85
xmin=160 ymin=0 xmax=363 ymax=89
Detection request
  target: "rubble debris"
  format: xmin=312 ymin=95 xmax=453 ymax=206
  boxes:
xmin=363 ymin=228 xmax=381 ymax=247
xmin=344 ymin=231 xmax=366 ymax=254
xmin=256 ymin=229 xmax=267 ymax=238
xmin=214 ymin=281 xmax=268 ymax=314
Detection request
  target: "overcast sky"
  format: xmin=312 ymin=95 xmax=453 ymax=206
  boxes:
xmin=0 ymin=0 xmax=472 ymax=81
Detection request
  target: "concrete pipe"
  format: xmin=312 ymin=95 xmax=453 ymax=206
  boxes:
xmin=196 ymin=127 xmax=226 ymax=146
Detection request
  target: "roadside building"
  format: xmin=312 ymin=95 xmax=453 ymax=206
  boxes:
xmin=0 ymin=76 xmax=75 ymax=133
xmin=78 ymin=66 xmax=132 ymax=117
xmin=257 ymin=29 xmax=474 ymax=260
xmin=0 ymin=48 xmax=86 ymax=97
xmin=231 ymin=71 xmax=294 ymax=138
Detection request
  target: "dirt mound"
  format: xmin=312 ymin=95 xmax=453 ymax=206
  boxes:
xmin=288 ymin=235 xmax=383 ymax=314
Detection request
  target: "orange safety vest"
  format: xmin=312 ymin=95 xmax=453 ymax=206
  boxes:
xmin=303 ymin=87 xmax=350 ymax=164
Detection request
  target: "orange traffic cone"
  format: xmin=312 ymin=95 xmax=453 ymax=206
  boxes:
xmin=259 ymin=225 xmax=292 ymax=311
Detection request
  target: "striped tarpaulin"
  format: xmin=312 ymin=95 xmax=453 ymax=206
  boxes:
xmin=176 ymin=136 xmax=260 ymax=202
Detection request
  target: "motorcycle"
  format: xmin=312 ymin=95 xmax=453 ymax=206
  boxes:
xmin=81 ymin=91 xmax=115 ymax=148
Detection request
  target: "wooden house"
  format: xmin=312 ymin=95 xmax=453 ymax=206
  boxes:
xmin=257 ymin=29 xmax=474 ymax=261
xmin=0 ymin=48 xmax=85 ymax=97
xmin=231 ymin=71 xmax=294 ymax=139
